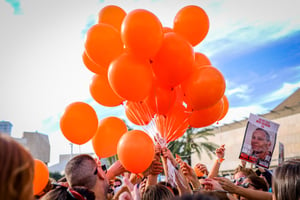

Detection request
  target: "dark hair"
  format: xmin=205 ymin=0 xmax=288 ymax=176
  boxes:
xmin=245 ymin=174 xmax=268 ymax=191
xmin=172 ymin=193 xmax=218 ymax=200
xmin=255 ymin=169 xmax=272 ymax=189
xmin=273 ymin=159 xmax=300 ymax=200
xmin=253 ymin=128 xmax=270 ymax=141
xmin=65 ymin=154 xmax=97 ymax=189
xmin=201 ymin=191 xmax=229 ymax=200
xmin=158 ymin=181 xmax=179 ymax=196
xmin=142 ymin=184 xmax=174 ymax=200
xmin=41 ymin=185 xmax=95 ymax=200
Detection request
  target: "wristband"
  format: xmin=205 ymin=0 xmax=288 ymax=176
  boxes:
xmin=217 ymin=158 xmax=225 ymax=164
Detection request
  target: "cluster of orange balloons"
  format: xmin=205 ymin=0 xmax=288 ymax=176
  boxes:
xmin=60 ymin=4 xmax=229 ymax=174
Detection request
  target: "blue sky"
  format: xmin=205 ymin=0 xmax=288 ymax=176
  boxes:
xmin=1 ymin=0 xmax=300 ymax=165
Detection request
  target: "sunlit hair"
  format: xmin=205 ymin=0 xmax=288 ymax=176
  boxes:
xmin=65 ymin=154 xmax=97 ymax=189
xmin=0 ymin=133 xmax=34 ymax=200
xmin=142 ymin=184 xmax=175 ymax=200
xmin=273 ymin=159 xmax=300 ymax=200
xmin=233 ymin=165 xmax=256 ymax=177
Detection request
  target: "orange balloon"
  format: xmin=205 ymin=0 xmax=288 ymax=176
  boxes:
xmin=85 ymin=23 xmax=123 ymax=69
xmin=60 ymin=102 xmax=98 ymax=145
xmin=195 ymin=52 xmax=211 ymax=67
xmin=121 ymin=9 xmax=163 ymax=59
xmin=173 ymin=5 xmax=209 ymax=46
xmin=194 ymin=165 xmax=204 ymax=177
xmin=82 ymin=51 xmax=106 ymax=75
xmin=181 ymin=66 xmax=226 ymax=110
xmin=108 ymin=52 xmax=153 ymax=101
xmin=33 ymin=159 xmax=49 ymax=195
xmin=189 ymin=98 xmax=224 ymax=128
xmin=117 ymin=130 xmax=155 ymax=173
xmin=98 ymin=5 xmax=126 ymax=32
xmin=146 ymin=81 xmax=176 ymax=115
xmin=155 ymin=101 xmax=190 ymax=142
xmin=92 ymin=117 xmax=128 ymax=158
xmin=90 ymin=74 xmax=124 ymax=107
xmin=218 ymin=95 xmax=229 ymax=121
xmin=163 ymin=26 xmax=173 ymax=33
xmin=152 ymin=32 xmax=195 ymax=88
xmin=125 ymin=101 xmax=154 ymax=126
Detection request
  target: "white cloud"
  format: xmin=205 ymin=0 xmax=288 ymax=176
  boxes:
xmin=226 ymin=84 xmax=250 ymax=100
xmin=1 ymin=0 xmax=300 ymax=164
xmin=261 ymin=82 xmax=300 ymax=105
xmin=219 ymin=104 xmax=268 ymax=125
xmin=198 ymin=0 xmax=300 ymax=56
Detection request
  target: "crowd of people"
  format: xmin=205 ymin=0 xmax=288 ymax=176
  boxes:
xmin=0 ymin=132 xmax=299 ymax=200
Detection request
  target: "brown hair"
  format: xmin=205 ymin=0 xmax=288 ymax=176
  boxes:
xmin=64 ymin=154 xmax=98 ymax=189
xmin=0 ymin=133 xmax=34 ymax=200
xmin=273 ymin=159 xmax=300 ymax=200
xmin=142 ymin=184 xmax=175 ymax=200
xmin=246 ymin=174 xmax=268 ymax=191
xmin=233 ymin=165 xmax=256 ymax=177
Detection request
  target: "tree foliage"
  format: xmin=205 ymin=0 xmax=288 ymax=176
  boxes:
xmin=168 ymin=127 xmax=218 ymax=165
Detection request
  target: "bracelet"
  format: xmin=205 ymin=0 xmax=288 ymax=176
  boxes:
xmin=217 ymin=158 xmax=225 ymax=164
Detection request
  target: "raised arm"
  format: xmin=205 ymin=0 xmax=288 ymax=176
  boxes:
xmin=208 ymin=144 xmax=225 ymax=178
xmin=214 ymin=177 xmax=272 ymax=200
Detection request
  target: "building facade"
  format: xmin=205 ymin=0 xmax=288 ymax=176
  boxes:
xmin=0 ymin=127 xmax=51 ymax=165
xmin=191 ymin=88 xmax=300 ymax=175
xmin=16 ymin=131 xmax=51 ymax=164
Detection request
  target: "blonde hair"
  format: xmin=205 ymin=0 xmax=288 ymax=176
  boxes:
xmin=0 ymin=133 xmax=34 ymax=200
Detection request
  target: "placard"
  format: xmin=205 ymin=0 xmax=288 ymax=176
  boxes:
xmin=239 ymin=113 xmax=280 ymax=168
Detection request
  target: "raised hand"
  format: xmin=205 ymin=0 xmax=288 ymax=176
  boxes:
xmin=216 ymin=144 xmax=225 ymax=159
xmin=195 ymin=163 xmax=209 ymax=176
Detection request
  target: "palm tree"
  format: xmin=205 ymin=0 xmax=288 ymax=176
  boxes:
xmin=168 ymin=127 xmax=218 ymax=165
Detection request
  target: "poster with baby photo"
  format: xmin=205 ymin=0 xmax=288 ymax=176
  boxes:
xmin=239 ymin=113 xmax=280 ymax=168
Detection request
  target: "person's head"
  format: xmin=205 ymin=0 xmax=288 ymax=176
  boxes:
xmin=158 ymin=181 xmax=179 ymax=196
xmin=65 ymin=154 xmax=109 ymax=199
xmin=113 ymin=177 xmax=122 ymax=194
xmin=114 ymin=177 xmax=122 ymax=188
xmin=0 ymin=133 xmax=35 ymax=200
xmin=251 ymin=128 xmax=271 ymax=159
xmin=272 ymin=159 xmax=300 ymax=200
xmin=200 ymin=190 xmax=230 ymax=200
xmin=233 ymin=165 xmax=256 ymax=186
xmin=41 ymin=184 xmax=95 ymax=200
xmin=172 ymin=193 xmax=219 ymax=200
xmin=239 ymin=174 xmax=268 ymax=200
xmin=142 ymin=184 xmax=175 ymax=200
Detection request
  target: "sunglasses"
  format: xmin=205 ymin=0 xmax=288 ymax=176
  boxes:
xmin=240 ymin=182 xmax=258 ymax=189
xmin=93 ymin=164 xmax=107 ymax=175
xmin=232 ymin=177 xmax=246 ymax=184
